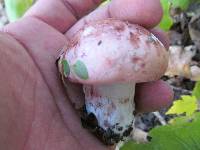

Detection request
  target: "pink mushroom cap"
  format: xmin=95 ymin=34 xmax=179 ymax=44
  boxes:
xmin=59 ymin=19 xmax=169 ymax=85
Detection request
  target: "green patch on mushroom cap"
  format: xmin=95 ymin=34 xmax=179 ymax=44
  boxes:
xmin=62 ymin=59 xmax=70 ymax=77
xmin=73 ymin=60 xmax=89 ymax=80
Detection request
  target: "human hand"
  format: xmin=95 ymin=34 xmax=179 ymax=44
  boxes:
xmin=0 ymin=0 xmax=173 ymax=149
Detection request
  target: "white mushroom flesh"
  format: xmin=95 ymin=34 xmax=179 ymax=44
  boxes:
xmin=84 ymin=82 xmax=135 ymax=137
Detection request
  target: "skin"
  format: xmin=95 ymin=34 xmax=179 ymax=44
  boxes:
xmin=0 ymin=0 xmax=173 ymax=150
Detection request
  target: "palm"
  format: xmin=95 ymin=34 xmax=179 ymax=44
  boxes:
xmin=0 ymin=23 xmax=108 ymax=149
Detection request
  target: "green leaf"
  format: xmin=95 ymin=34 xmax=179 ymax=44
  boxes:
xmin=166 ymin=95 xmax=198 ymax=116
xmin=170 ymin=0 xmax=190 ymax=10
xmin=62 ymin=59 xmax=70 ymax=77
xmin=121 ymin=113 xmax=200 ymax=150
xmin=159 ymin=0 xmax=173 ymax=31
xmin=5 ymin=0 xmax=33 ymax=22
xmin=101 ymin=0 xmax=111 ymax=6
xmin=73 ymin=60 xmax=89 ymax=80
xmin=192 ymin=81 xmax=200 ymax=100
xmin=169 ymin=113 xmax=196 ymax=125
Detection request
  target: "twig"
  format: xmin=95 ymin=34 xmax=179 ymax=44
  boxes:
xmin=153 ymin=111 xmax=167 ymax=125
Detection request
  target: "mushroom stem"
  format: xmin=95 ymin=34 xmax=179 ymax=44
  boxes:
xmin=83 ymin=82 xmax=135 ymax=144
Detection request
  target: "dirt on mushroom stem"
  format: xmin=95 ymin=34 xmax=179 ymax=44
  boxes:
xmin=82 ymin=82 xmax=136 ymax=145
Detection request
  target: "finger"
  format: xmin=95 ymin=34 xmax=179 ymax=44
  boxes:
xmin=135 ymin=80 xmax=174 ymax=113
xmin=2 ymin=17 xmax=68 ymax=108
xmin=25 ymin=0 xmax=102 ymax=32
xmin=110 ymin=0 xmax=163 ymax=28
xmin=66 ymin=0 xmax=163 ymax=37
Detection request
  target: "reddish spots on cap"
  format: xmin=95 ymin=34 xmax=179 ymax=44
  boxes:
xmin=113 ymin=23 xmax=125 ymax=32
xmin=129 ymin=32 xmax=140 ymax=49
xmin=98 ymin=19 xmax=125 ymax=31
xmin=132 ymin=57 xmax=142 ymax=64
xmin=68 ymin=37 xmax=79 ymax=49
xmin=132 ymin=57 xmax=146 ymax=70
xmin=142 ymin=70 xmax=147 ymax=74
xmin=105 ymin=58 xmax=114 ymax=67
xmin=141 ymin=63 xmax=146 ymax=68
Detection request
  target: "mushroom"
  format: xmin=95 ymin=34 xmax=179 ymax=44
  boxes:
xmin=57 ymin=19 xmax=168 ymax=145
